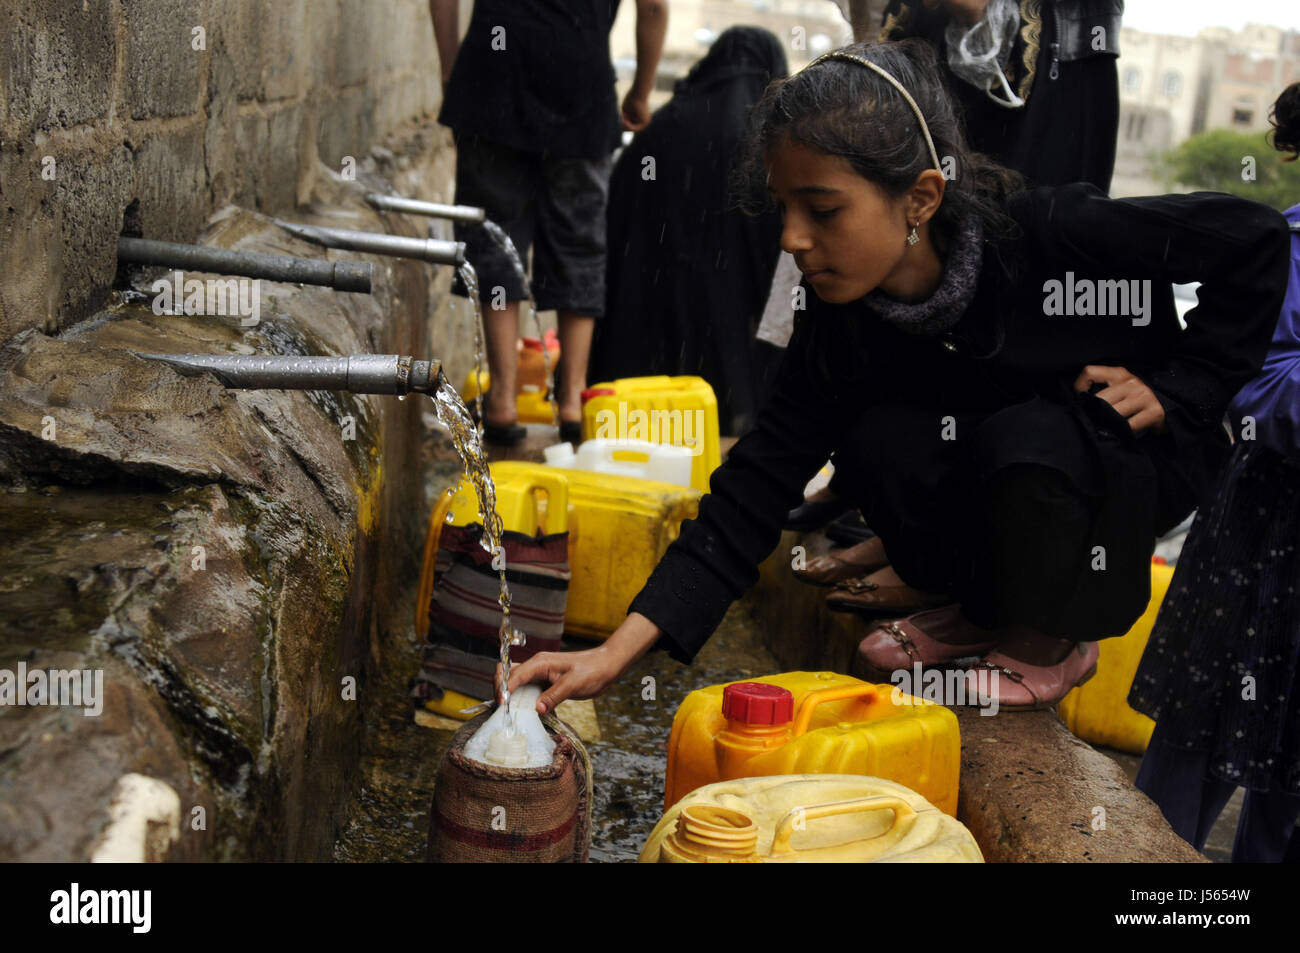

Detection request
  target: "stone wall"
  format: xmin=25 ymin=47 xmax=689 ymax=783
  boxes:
xmin=0 ymin=0 xmax=450 ymax=341
xmin=0 ymin=0 xmax=478 ymax=860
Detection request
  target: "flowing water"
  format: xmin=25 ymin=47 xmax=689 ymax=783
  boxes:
xmin=482 ymin=220 xmax=557 ymax=425
xmin=427 ymin=371 xmax=524 ymax=711
xmin=457 ymin=262 xmax=487 ymax=437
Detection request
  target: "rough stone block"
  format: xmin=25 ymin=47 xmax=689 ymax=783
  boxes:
xmin=133 ymin=126 xmax=209 ymax=243
xmin=0 ymin=0 xmax=116 ymax=133
xmin=124 ymin=0 xmax=202 ymax=120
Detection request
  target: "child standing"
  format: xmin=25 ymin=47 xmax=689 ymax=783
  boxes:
xmin=1128 ymin=83 xmax=1300 ymax=862
xmin=431 ymin=0 xmax=667 ymax=444
xmin=504 ymin=40 xmax=1292 ymax=715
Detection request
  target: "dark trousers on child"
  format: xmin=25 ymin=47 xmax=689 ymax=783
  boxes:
xmin=1136 ymin=720 xmax=1300 ymax=863
xmin=830 ymin=396 xmax=1161 ymax=642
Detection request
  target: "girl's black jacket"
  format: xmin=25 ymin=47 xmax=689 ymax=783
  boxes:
xmin=629 ymin=184 xmax=1293 ymax=660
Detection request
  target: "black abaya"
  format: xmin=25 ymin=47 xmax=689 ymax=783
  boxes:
xmin=590 ymin=27 xmax=788 ymax=434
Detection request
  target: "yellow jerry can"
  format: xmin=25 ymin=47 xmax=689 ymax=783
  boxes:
xmin=580 ymin=376 xmax=721 ymax=494
xmin=462 ymin=369 xmax=556 ymax=424
xmin=665 ymin=672 xmax=960 ymax=817
xmin=492 ymin=461 xmax=700 ymax=641
xmin=1058 ymin=561 xmax=1174 ymax=754
xmin=639 ymin=774 xmax=983 ymax=863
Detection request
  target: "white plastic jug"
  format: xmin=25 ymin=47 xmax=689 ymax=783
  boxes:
xmin=543 ymin=439 xmax=694 ymax=489
xmin=463 ymin=685 xmax=555 ymax=769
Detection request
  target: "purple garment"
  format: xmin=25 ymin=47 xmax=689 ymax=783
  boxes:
xmin=1228 ymin=204 xmax=1300 ymax=457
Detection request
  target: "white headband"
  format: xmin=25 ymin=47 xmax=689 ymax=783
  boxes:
xmin=808 ymin=51 xmax=944 ymax=172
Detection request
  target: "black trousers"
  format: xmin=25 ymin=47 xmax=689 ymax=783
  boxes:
xmin=831 ymin=398 xmax=1156 ymax=641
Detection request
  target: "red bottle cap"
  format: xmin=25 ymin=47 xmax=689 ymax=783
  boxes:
xmin=580 ymin=387 xmax=616 ymax=403
xmin=722 ymin=682 xmax=794 ymax=725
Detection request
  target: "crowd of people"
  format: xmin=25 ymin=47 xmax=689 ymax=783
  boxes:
xmin=431 ymin=1 xmax=1300 ymax=862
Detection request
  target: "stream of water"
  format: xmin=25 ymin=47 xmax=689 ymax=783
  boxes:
xmin=457 ymin=262 xmax=487 ymax=436
xmin=428 ymin=371 xmax=524 ymax=711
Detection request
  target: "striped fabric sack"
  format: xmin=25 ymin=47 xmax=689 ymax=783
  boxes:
xmin=412 ymin=522 xmax=569 ymax=705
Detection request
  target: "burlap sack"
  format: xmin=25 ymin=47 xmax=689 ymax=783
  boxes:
xmin=427 ymin=711 xmax=591 ymax=863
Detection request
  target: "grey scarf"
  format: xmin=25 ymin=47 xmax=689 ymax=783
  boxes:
xmin=862 ymin=216 xmax=984 ymax=337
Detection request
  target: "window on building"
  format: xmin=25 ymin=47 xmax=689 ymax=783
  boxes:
xmin=1233 ymin=107 xmax=1254 ymax=125
xmin=1123 ymin=68 xmax=1141 ymax=93
xmin=1161 ymin=72 xmax=1182 ymax=97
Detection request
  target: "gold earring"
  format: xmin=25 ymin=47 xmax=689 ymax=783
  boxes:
xmin=907 ymin=222 xmax=920 ymax=247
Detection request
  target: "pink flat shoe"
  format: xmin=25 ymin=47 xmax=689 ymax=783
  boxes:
xmin=856 ymin=604 xmax=1002 ymax=674
xmin=971 ymin=641 xmax=1100 ymax=712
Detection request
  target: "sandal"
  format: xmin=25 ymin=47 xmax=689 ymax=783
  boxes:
xmin=970 ymin=641 xmax=1100 ymax=712
xmin=826 ymin=575 xmax=951 ymax=616
xmin=857 ymin=604 xmax=1000 ymax=673
xmin=559 ymin=420 xmax=582 ymax=445
xmin=482 ymin=420 xmax=527 ymax=445
xmin=793 ymin=541 xmax=889 ymax=587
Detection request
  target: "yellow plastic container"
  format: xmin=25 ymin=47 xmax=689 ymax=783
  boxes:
xmin=1058 ymin=562 xmax=1175 ymax=754
xmin=414 ymin=464 xmax=570 ymax=720
xmin=639 ymin=775 xmax=983 ymax=863
xmin=462 ymin=369 xmax=556 ymax=424
xmin=492 ymin=461 xmax=700 ymax=641
xmin=665 ymin=672 xmax=960 ymax=817
xmin=580 ymin=376 xmax=721 ymax=494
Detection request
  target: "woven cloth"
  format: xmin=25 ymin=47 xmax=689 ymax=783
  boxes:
xmin=412 ymin=524 xmax=570 ymax=704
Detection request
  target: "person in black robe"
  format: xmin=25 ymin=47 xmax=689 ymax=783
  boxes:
xmin=590 ymin=26 xmax=788 ymax=435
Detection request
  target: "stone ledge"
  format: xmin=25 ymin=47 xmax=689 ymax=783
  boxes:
xmin=744 ymin=528 xmax=1205 ymax=863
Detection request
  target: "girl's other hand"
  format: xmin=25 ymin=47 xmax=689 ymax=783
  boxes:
xmin=1072 ymin=365 xmax=1168 ymax=434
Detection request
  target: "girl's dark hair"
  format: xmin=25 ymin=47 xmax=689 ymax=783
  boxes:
xmin=735 ymin=39 xmax=1024 ymax=251
xmin=1270 ymin=82 xmax=1300 ymax=160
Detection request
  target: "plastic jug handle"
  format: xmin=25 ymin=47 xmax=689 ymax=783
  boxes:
xmin=769 ymin=796 xmax=918 ymax=857
xmin=520 ymin=471 xmax=570 ymax=536
xmin=790 ymin=684 xmax=879 ymax=737
xmin=416 ymin=487 xmax=456 ymax=634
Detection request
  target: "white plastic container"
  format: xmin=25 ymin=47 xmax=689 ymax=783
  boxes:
xmin=543 ymin=438 xmax=694 ymax=489
xmin=463 ymin=685 xmax=555 ymax=769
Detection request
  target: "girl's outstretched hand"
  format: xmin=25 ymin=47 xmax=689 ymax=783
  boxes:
xmin=1073 ymin=365 xmax=1168 ymax=434
xmin=500 ymin=612 xmax=663 ymax=714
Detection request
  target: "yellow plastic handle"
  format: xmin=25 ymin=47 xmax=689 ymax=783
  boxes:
xmin=519 ymin=470 xmax=569 ymax=536
xmin=769 ymin=795 xmax=918 ymax=857
xmin=415 ymin=487 xmax=457 ymax=634
xmin=791 ymin=684 xmax=879 ymax=737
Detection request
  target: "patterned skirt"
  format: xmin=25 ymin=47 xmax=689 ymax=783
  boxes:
xmin=1128 ymin=442 xmax=1300 ymax=794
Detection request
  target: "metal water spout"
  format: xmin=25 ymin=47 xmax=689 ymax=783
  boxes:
xmin=117 ymin=237 xmax=372 ymax=292
xmin=134 ymin=352 xmax=442 ymax=395
xmin=365 ymin=193 xmax=486 ymax=225
xmin=272 ymin=219 xmax=466 ymax=266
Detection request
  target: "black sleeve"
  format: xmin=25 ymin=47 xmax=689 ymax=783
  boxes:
xmin=628 ymin=303 xmax=859 ymax=663
xmin=1015 ymin=183 xmax=1292 ymax=445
